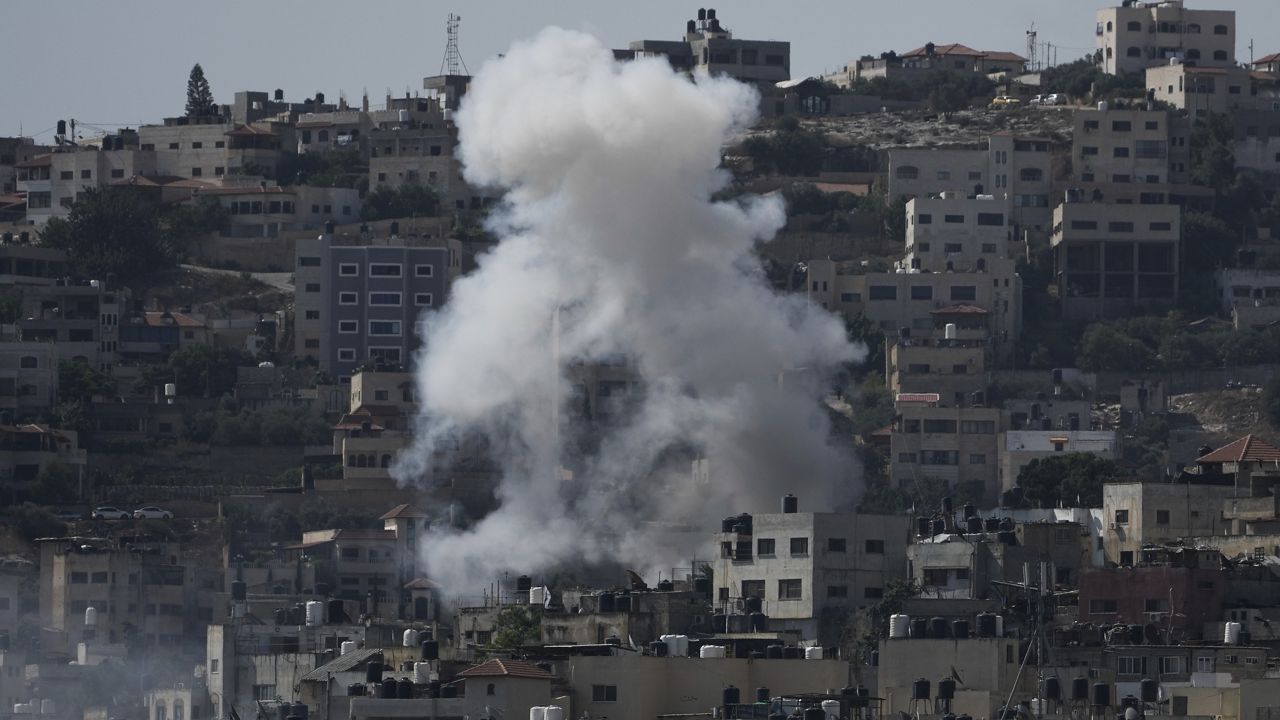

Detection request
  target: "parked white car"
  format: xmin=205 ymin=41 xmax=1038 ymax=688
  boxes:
xmin=1044 ymin=93 xmax=1066 ymax=105
xmin=92 ymin=506 xmax=131 ymax=520
xmin=132 ymin=506 xmax=174 ymax=519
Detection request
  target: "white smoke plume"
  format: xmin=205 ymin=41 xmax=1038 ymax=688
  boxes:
xmin=396 ymin=28 xmax=864 ymax=593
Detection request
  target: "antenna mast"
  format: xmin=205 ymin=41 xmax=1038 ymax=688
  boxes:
xmin=1026 ymin=23 xmax=1038 ymax=72
xmin=440 ymin=14 xmax=470 ymax=76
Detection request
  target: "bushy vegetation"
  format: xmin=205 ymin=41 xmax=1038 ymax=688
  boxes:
xmin=275 ymin=147 xmax=368 ymax=189
xmin=1013 ymin=453 xmax=1124 ymax=508
xmin=1075 ymin=316 xmax=1280 ymax=372
xmin=848 ymin=70 xmax=994 ymax=105
xmin=1040 ymin=57 xmax=1146 ymax=101
xmin=739 ymin=117 xmax=827 ymax=176
xmin=0 ymin=503 xmax=67 ymax=541
xmin=138 ymin=345 xmax=253 ymax=399
xmin=361 ymin=182 xmax=440 ymax=220
xmin=224 ymin=503 xmax=381 ymax=544
xmin=184 ymin=398 xmax=330 ymax=446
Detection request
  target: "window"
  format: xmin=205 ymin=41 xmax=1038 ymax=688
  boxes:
xmin=304 ymin=310 xmax=320 ymax=320
xmin=969 ymin=453 xmax=986 ymax=464
xmin=338 ymin=320 xmax=358 ymax=334
xmin=304 ymin=339 xmax=320 ymax=349
xmin=211 ymin=659 xmax=219 ymax=674
xmin=415 ymin=293 xmax=433 ymax=306
xmin=592 ymin=685 xmax=618 ymax=702
xmin=415 ymin=264 xmax=435 ymax=277
xmin=369 ymin=263 xmax=402 ymax=277
xmin=757 ymin=538 xmax=775 ymax=556
xmin=1159 ymin=656 xmax=1184 ymax=674
xmin=1213 ymin=24 xmax=1228 ymax=35
xmin=369 ymin=292 xmax=401 ymax=306
xmin=1145 ymin=598 xmax=1170 ymax=613
xmin=303 ymin=283 xmax=321 ymax=294
xmin=1213 ymin=50 xmax=1228 ymax=61
xmin=91 ymin=571 xmax=108 ymax=583
xmin=741 ymin=580 xmax=765 ymax=599
xmin=778 ymin=579 xmax=803 ymax=600
xmin=1089 ymin=599 xmax=1118 ymax=614
xmin=868 ymin=286 xmax=897 ymax=301
xmin=191 ymin=167 xmax=202 ymax=177
xmin=339 ymin=292 xmax=358 ymax=305
xmin=895 ymin=165 xmax=919 ymax=180
xmin=828 ymin=585 xmax=849 ymax=598
xmin=215 ymin=140 xmax=225 ymax=148
xmin=1155 ymin=510 xmax=1170 ymax=525
xmin=369 ymin=320 xmax=402 ymax=336
xmin=944 ymin=214 xmax=964 ymax=224
xmin=338 ymin=348 xmax=356 ymax=362
xmin=253 ymin=685 xmax=277 ymax=702
xmin=1114 ymin=509 xmax=1130 ymax=524
xmin=339 ymin=263 xmax=359 ymax=276
xmin=1126 ymin=47 xmax=1142 ymax=58
xmin=865 ymin=539 xmax=885 ymax=554
xmin=1113 ymin=147 xmax=1130 ymax=158
xmin=110 ymin=168 xmax=124 ymax=179
xmin=1116 ymin=656 xmax=1145 ymax=675
xmin=950 ymin=286 xmax=976 ymax=301
xmin=827 ymin=538 xmax=847 ymax=552
xmin=1112 ymin=121 xmax=1132 ymax=132
xmin=916 ymin=214 xmax=932 ymax=225
xmin=790 ymin=537 xmax=809 ymax=556
xmin=19 ymin=355 xmax=38 ymax=369
xmin=59 ymin=170 xmax=73 ymax=180
xmin=910 ymin=286 xmax=933 ymax=300
xmin=1196 ymin=656 xmax=1214 ymax=673
xmin=299 ymin=256 xmax=321 ymax=267
xmin=923 ymin=419 xmax=957 ymax=433
xmin=70 ymin=572 xmax=88 ymax=584
xmin=864 ymin=587 xmax=884 ymax=599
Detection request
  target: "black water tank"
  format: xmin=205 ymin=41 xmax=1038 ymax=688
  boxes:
xmin=783 ymin=646 xmax=802 ymax=659
xmin=365 ymin=661 xmax=382 ymax=684
xmin=870 ymin=650 xmax=879 ymax=667
xmin=1140 ymin=679 xmax=1158 ymax=703
xmin=598 ymin=593 xmax=616 ymax=613
xmin=294 ymin=705 xmax=309 ymax=720
xmin=274 ymin=608 xmax=287 ymax=625
xmin=421 ymin=640 xmax=439 ymax=660
xmin=687 ymin=19 xmax=697 ymax=33
xmin=397 ymin=678 xmax=413 ymax=699
xmin=751 ymin=612 xmax=768 ymax=632
xmin=745 ymin=596 xmax=763 ymax=613
xmin=1042 ymin=677 xmax=1061 ymax=700
xmin=604 ymin=635 xmax=622 ymax=647
xmin=737 ymin=513 xmax=753 ymax=534
xmin=380 ymin=677 xmax=396 ymax=699
xmin=931 ymin=518 xmax=947 ymax=535
xmin=694 ymin=577 xmax=712 ymax=597
xmin=441 ymin=686 xmax=457 ymax=699
xmin=997 ymin=530 xmax=1017 ymax=546
xmin=938 ymin=678 xmax=956 ymax=700
xmin=1128 ymin=624 xmax=1145 ymax=645
xmin=651 ymin=640 xmax=668 ymax=656
xmin=616 ymin=595 xmax=633 ymax=613
xmin=952 ymin=619 xmax=970 ymax=638
xmin=389 ymin=221 xmax=400 ymax=236
xmin=803 ymin=709 xmax=825 ymax=720
xmin=347 ymin=684 xmax=364 ymax=697
xmin=963 ymin=504 xmax=977 ymax=520
xmin=516 ymin=575 xmax=533 ymax=593
xmin=929 ymin=617 xmax=947 ymax=638
xmin=328 ymin=599 xmax=345 ymax=622
xmin=976 ymin=613 xmax=997 ymax=638
xmin=757 ymin=687 xmax=770 ymax=703
xmin=966 ymin=517 xmax=982 ymax=533
xmin=723 ymin=686 xmax=741 ymax=706
xmin=657 ymin=579 xmax=674 ymax=592
xmin=1072 ymin=677 xmax=1089 ymax=701
xmin=984 ymin=518 xmax=1000 ymax=532
xmin=912 ymin=678 xmax=931 ymax=700
xmin=941 ymin=497 xmax=954 ymax=514
xmin=916 ymin=517 xmax=932 ymax=536
xmin=910 ymin=617 xmax=928 ymax=638
xmin=427 ymin=681 xmax=441 ymax=698
xmin=999 ymin=517 xmax=1015 ymax=531
xmin=231 ymin=581 xmax=246 ymax=601
xmin=782 ymin=494 xmax=798 ymax=513
xmin=722 ymin=516 xmax=738 ymax=532
xmin=1092 ymin=683 xmax=1110 ymax=707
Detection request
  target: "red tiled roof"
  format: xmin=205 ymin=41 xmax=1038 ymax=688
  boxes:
xmin=931 ymin=304 xmax=990 ymax=315
xmin=1195 ymin=435 xmax=1280 ymax=464
xmin=142 ymin=311 xmax=204 ymax=328
xmin=198 ymin=185 xmax=294 ymax=196
xmin=456 ymin=659 xmax=553 ymax=680
xmin=225 ymin=124 xmax=277 ymax=137
xmin=295 ymin=120 xmax=335 ymax=129
xmin=981 ymin=51 xmax=1029 ymax=63
xmin=896 ymin=393 xmax=940 ymax=403
xmin=404 ymin=577 xmax=440 ymax=590
xmin=1255 ymin=53 xmax=1280 ymax=65
xmin=903 ymin=43 xmax=983 ymax=58
xmin=380 ymin=504 xmax=426 ymax=520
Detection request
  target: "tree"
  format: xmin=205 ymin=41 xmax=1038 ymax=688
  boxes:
xmin=141 ymin=344 xmax=251 ymax=399
xmin=1076 ymin=323 xmax=1154 ymax=372
xmin=185 ymin=63 xmax=216 ymax=118
xmin=59 ymin=360 xmax=117 ymax=404
xmin=1265 ymin=374 xmax=1280 ymax=428
xmin=491 ymin=606 xmax=541 ymax=648
xmin=39 ymin=188 xmax=184 ymax=285
xmin=1189 ymin=112 xmax=1236 ymax=191
xmin=927 ymin=83 xmax=967 ymax=118
xmin=1015 ymin=453 xmax=1123 ymax=508
xmin=361 ymin=182 xmax=441 ymax=221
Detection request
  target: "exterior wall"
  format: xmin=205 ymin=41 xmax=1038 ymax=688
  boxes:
xmin=43 ymin=149 xmax=158 ymax=221
xmin=1073 ymin=108 xmax=1174 ymax=186
xmin=1051 ymin=202 xmax=1181 ymax=321
xmin=1101 ymin=482 xmax=1240 ymax=564
xmin=139 ymin=122 xmax=243 ymax=179
xmin=1097 ymin=4 xmax=1235 ymax=75
xmin=1147 ymin=65 xmax=1280 ymax=117
xmin=688 ymin=37 xmax=791 ymax=84
xmin=0 ymin=342 xmax=59 ymax=417
xmin=878 ymin=637 xmax=1026 ymax=719
xmin=351 ymin=370 xmax=416 ymax=423
xmin=1078 ymin=561 xmax=1224 ymax=640
xmin=213 ymin=186 xmax=361 ymax=238
xmin=1002 ymin=398 xmax=1092 ymax=432
xmin=905 ymin=194 xmax=1012 ymax=272
xmin=889 ymin=148 xmax=989 ymax=201
xmin=1000 ymin=430 xmax=1119 ymax=494
xmin=887 ymin=338 xmax=988 ymax=404
xmin=15 ymin=282 xmax=124 ymax=369
xmin=0 ymin=242 xmax=69 ymax=286
xmin=1216 ymin=268 xmax=1280 ymax=313
xmin=890 ymin=399 xmax=1001 ymax=499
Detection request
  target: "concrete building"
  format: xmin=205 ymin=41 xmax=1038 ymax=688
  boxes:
xmin=878 ymin=636 xmax=1029 ymax=719
xmin=619 ymin=9 xmax=790 ymax=86
xmin=0 ymin=239 xmax=70 ymax=286
xmin=118 ymin=311 xmax=210 ymax=361
xmin=886 ymin=335 xmax=988 ymax=406
xmin=1215 ymin=267 xmax=1280 ymax=314
xmin=146 ymin=682 xmax=213 ymax=720
xmin=1051 ymin=201 xmax=1180 ymax=321
xmin=1000 ymin=430 xmax=1120 ymax=494
xmin=1002 ymin=398 xmax=1092 ymax=433
xmin=0 ymin=424 xmax=85 ymax=494
xmin=368 ymin=123 xmax=497 ymax=213
xmin=1232 ymin=110 xmax=1280 ymax=174
xmin=13 ymin=154 xmax=53 ymax=224
xmin=15 ymin=280 xmax=124 ymax=370
xmin=0 ymin=137 xmax=49 ymax=196
xmin=903 ymin=194 xmax=1016 ymax=272
xmin=10 ymin=138 xmax=156 ymax=223
xmin=888 ymin=134 xmax=1054 ymax=232
xmin=138 ymin=118 xmax=285 ymax=181
xmin=282 ymin=529 xmax=399 ymax=613
xmin=201 ymin=183 xmax=361 ymax=238
xmin=0 ymin=342 xmax=60 ymax=419
xmin=293 ymin=229 xmax=457 ymax=379
xmin=835 ymin=44 xmax=1026 ymax=87
xmin=1072 ymin=106 xmax=1186 ymax=186
xmin=712 ymin=503 xmax=911 ymax=644
xmin=1191 ymin=434 xmax=1280 ymax=497
xmin=0 ymin=554 xmax=37 ymax=639
xmin=1147 ymin=64 xmax=1280 ymax=117
xmin=908 ymin=520 xmax=1086 ymax=598
xmin=1101 ymin=481 xmax=1239 ymax=565
xmin=1079 ymin=545 xmax=1224 ymax=640
xmin=1096 ymin=1 xmax=1235 ymax=75
xmin=540 ymin=588 xmax=713 ymax=647
xmin=890 ymin=393 xmax=1002 ymax=500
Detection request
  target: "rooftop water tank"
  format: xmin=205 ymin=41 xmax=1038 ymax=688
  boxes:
xmin=938 ymin=678 xmax=956 ymax=700
xmin=545 ymin=708 xmax=564 ymax=720
xmin=403 ymin=628 xmax=420 ymax=647
xmin=945 ymin=323 xmax=957 ymax=340
xmin=890 ymin=614 xmax=910 ymax=638
xmin=84 ymin=606 xmax=97 ymax=627
xmin=782 ymin=494 xmax=798 ymax=513
xmin=305 ymin=601 xmax=323 ymax=627
xmin=530 ymin=586 xmax=548 ymax=605
xmin=340 ymin=641 xmax=357 ymax=656
xmin=700 ymin=644 xmax=727 ymax=658
xmin=1225 ymin=622 xmax=1242 ymax=645
xmin=530 ymin=708 xmax=547 ymax=720
xmin=413 ymin=662 xmax=431 ymax=685
xmin=821 ymin=700 xmax=841 ymax=720
xmin=723 ymin=686 xmax=741 ymax=707
xmin=805 ymin=646 xmax=824 ymax=660
xmin=912 ymin=678 xmax=931 ymax=700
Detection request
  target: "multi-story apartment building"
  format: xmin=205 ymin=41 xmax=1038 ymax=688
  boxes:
xmin=888 ymin=134 xmax=1054 ymax=231
xmin=368 ymin=124 xmax=488 ymax=212
xmin=890 ymin=392 xmax=1002 ymax=499
xmin=887 ymin=334 xmax=988 ymax=406
xmin=902 ymin=194 xmax=1015 ymax=271
xmin=1072 ymin=106 xmax=1187 ymax=187
xmin=619 ymin=9 xmax=790 ymax=86
xmin=0 ymin=424 xmax=85 ymax=491
xmin=294 ymin=229 xmax=457 ymax=379
xmin=0 ymin=238 xmax=70 ymax=286
xmin=13 ymin=154 xmax=53 ymax=224
xmin=282 ymin=528 xmax=399 ymax=610
xmin=999 ymin=430 xmax=1120 ymax=494
xmin=1096 ymin=1 xmax=1235 ymax=75
xmin=1 ymin=137 xmax=50 ymax=196
xmin=202 ymin=183 xmax=361 ymax=237
xmin=0 ymin=342 xmax=59 ymax=419
xmin=712 ymin=501 xmax=910 ymax=644
xmin=138 ymin=117 xmax=285 ymax=181
xmin=1231 ymin=110 xmax=1280 ymax=174
xmin=1051 ymin=201 xmax=1180 ymax=321
xmin=1147 ymin=64 xmax=1280 ymax=117
xmin=15 ymin=280 xmax=125 ymax=369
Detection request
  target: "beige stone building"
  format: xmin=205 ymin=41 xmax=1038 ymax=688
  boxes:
xmin=1101 ymin=481 xmax=1239 ymax=564
xmin=1072 ymin=106 xmax=1189 ymax=186
xmin=879 ymin=637 xmax=1029 ymax=719
xmin=1147 ymin=64 xmax=1280 ymax=117
xmin=890 ymin=393 xmax=1001 ymax=500
xmin=887 ymin=335 xmax=988 ymax=406
xmin=1051 ymin=201 xmax=1180 ymax=321
xmin=999 ymin=430 xmax=1120 ymax=494
xmin=1096 ymin=1 xmax=1235 ymax=75
xmin=138 ymin=118 xmax=285 ymax=181
xmin=619 ymin=9 xmax=790 ymax=87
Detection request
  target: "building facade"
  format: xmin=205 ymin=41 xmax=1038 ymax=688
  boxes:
xmin=1097 ymin=1 xmax=1235 ymax=75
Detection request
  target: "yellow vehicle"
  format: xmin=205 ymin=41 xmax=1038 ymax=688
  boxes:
xmin=990 ymin=96 xmax=1022 ymax=108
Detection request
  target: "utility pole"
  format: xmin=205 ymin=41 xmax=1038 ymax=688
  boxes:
xmin=1249 ymin=38 xmax=1255 ymax=66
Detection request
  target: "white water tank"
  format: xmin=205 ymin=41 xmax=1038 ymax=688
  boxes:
xmin=663 ymin=634 xmax=689 ymax=657
xmin=821 ymin=700 xmax=841 ymax=720
xmin=545 ymin=707 xmax=565 ymax=720
xmin=164 ymin=383 xmax=177 ymax=399
xmin=805 ymin=646 xmax=825 ymax=660
xmin=530 ymin=587 xmax=548 ymax=605
xmin=13 ymin=704 xmax=31 ymax=714
xmin=530 ymin=707 xmax=547 ymax=720
xmin=414 ymin=662 xmax=432 ymax=685
xmin=84 ymin=606 xmax=97 ymax=627
xmin=340 ymin=641 xmax=358 ymax=656
xmin=944 ymin=323 xmax=957 ymax=340
xmin=995 ymin=614 xmax=1005 ymax=637
xmin=1097 ymin=101 xmax=1109 ymax=112
xmin=700 ymin=645 xmax=726 ymax=658
xmin=231 ymin=603 xmax=246 ymax=619
xmin=398 ymin=109 xmax=409 ymax=124
xmin=40 ymin=700 xmax=55 ymax=715
xmin=403 ymin=629 xmax=420 ymax=647
xmin=889 ymin=614 xmax=910 ymax=638
xmin=1225 ymin=621 xmax=1242 ymax=645
xmin=305 ymin=601 xmax=323 ymax=627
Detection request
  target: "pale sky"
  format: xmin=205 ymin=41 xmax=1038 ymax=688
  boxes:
xmin=1 ymin=0 xmax=1273 ymax=140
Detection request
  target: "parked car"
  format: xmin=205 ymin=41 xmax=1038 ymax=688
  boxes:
xmin=1028 ymin=94 xmax=1045 ymax=105
xmin=990 ymin=96 xmax=1022 ymax=108
xmin=1044 ymin=93 xmax=1066 ymax=105
xmin=133 ymin=506 xmax=174 ymax=519
xmin=92 ymin=506 xmax=131 ymax=520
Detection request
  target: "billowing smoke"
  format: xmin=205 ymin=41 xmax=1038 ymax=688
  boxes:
xmin=395 ymin=28 xmax=863 ymax=593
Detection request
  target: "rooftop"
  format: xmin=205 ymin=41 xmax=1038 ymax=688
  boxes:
xmin=456 ymin=658 xmax=553 ymax=680
xmin=1195 ymin=434 xmax=1280 ymax=464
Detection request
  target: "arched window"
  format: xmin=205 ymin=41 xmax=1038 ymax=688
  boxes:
xmin=380 ymin=454 xmax=392 ymax=468
xmin=1106 ymin=21 xmax=1113 ymax=32
xmin=1106 ymin=47 xmax=1114 ymax=59
xmin=1126 ymin=21 xmax=1141 ymax=31
xmin=1185 ymin=49 xmax=1201 ymax=60
xmin=347 ymin=455 xmax=356 ymax=467
xmin=487 ymin=683 xmax=496 ymax=696
xmin=356 ymin=455 xmax=366 ymax=468
xmin=19 ymin=356 xmax=37 ymax=369
xmin=1213 ymin=50 xmax=1228 ymax=61
xmin=1213 ymin=24 xmax=1228 ymax=35
xmin=174 ymin=700 xmax=185 ymax=720
xmin=895 ymin=165 xmax=919 ymax=180
xmin=1186 ymin=23 xmax=1201 ymax=34
xmin=1127 ymin=47 xmax=1142 ymax=58
xmin=1019 ymin=168 xmax=1044 ymax=182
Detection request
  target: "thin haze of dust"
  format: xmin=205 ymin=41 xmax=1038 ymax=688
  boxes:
xmin=393 ymin=27 xmax=866 ymax=595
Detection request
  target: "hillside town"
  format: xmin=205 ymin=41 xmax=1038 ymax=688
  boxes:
xmin=5 ymin=3 xmax=1280 ymax=720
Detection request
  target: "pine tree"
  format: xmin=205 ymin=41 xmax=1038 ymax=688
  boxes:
xmin=185 ymin=63 xmax=216 ymax=118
